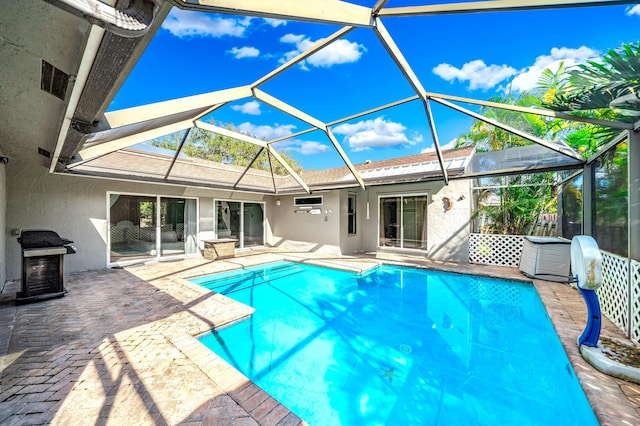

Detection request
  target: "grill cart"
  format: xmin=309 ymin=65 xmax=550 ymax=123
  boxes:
xmin=16 ymin=230 xmax=76 ymax=304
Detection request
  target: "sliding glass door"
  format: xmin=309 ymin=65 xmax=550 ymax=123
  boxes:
xmin=379 ymin=194 xmax=428 ymax=250
xmin=216 ymin=200 xmax=264 ymax=248
xmin=109 ymin=194 xmax=197 ymax=263
xmin=159 ymin=197 xmax=198 ymax=257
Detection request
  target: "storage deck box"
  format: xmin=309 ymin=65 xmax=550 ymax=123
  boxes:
xmin=518 ymin=236 xmax=571 ymax=282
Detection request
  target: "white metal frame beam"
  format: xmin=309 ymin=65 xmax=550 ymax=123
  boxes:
xmin=378 ymin=0 xmax=639 ymax=17
xmin=173 ymin=0 xmax=374 ymax=27
xmin=77 ymin=119 xmax=194 ymax=162
xmin=424 ymin=91 xmax=635 ymax=130
xmin=195 ymin=120 xmax=310 ymax=192
xmin=373 ymin=17 xmax=449 ymax=183
xmin=104 ymin=85 xmax=252 ymax=128
xmin=49 ymin=25 xmax=106 ymax=172
xmin=253 ymin=88 xmax=366 ymax=189
xmin=431 ymin=97 xmax=586 ymax=162
xmin=252 ymin=26 xmax=356 ymax=88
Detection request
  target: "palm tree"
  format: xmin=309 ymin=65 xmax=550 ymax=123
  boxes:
xmin=542 ymin=41 xmax=639 ymax=156
xmin=545 ymin=41 xmax=640 ymax=118
xmin=459 ymin=41 xmax=638 ymax=236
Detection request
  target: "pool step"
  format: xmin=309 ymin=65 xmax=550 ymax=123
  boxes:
xmin=192 ymin=262 xmax=305 ymax=294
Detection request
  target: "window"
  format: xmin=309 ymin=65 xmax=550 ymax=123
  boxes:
xmin=347 ymin=193 xmax=357 ymax=235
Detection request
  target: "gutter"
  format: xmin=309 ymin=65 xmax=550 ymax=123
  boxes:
xmin=43 ymin=0 xmax=159 ymax=38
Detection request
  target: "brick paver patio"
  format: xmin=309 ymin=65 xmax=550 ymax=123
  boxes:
xmin=1 ymin=251 xmax=639 ymax=425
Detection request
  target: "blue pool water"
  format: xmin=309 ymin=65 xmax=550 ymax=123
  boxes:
xmin=192 ymin=261 xmax=598 ymax=426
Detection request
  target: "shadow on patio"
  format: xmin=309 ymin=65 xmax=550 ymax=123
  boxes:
xmin=0 ymin=258 xmax=303 ymax=425
xmin=1 ymin=252 xmax=639 ymax=425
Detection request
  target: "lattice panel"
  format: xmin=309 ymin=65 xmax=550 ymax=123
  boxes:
xmin=468 ymin=234 xmax=525 ymax=267
xmin=597 ymin=251 xmax=629 ymax=335
xmin=631 ymin=259 xmax=640 ymax=344
xmin=110 ymin=226 xmax=127 ymax=243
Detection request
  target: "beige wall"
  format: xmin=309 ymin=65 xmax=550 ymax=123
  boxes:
xmin=357 ymin=179 xmax=471 ymax=262
xmin=0 ymin=162 xmax=6 ymax=285
xmin=339 ymin=188 xmax=365 ymax=255
xmin=5 ymin=161 xmax=271 ymax=281
xmin=268 ymin=180 xmax=472 ymax=262
xmin=4 ymin=159 xmax=473 ymax=281
xmin=268 ymin=191 xmax=341 ymax=254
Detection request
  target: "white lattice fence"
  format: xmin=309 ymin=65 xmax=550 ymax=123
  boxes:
xmin=597 ymin=251 xmax=630 ymax=337
xmin=631 ymin=259 xmax=640 ymax=344
xmin=469 ymin=234 xmax=525 ymax=267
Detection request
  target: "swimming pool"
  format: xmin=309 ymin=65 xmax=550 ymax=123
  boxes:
xmin=192 ymin=261 xmax=597 ymax=426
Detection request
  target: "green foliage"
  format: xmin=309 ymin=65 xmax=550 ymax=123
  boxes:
xmin=545 ymin=42 xmax=640 ymax=118
xmin=150 ymin=122 xmax=302 ymax=175
xmin=478 ymin=173 xmax=556 ymax=235
xmin=542 ymin=41 xmax=640 ymax=156
xmin=460 ymin=41 xmax=638 ymax=236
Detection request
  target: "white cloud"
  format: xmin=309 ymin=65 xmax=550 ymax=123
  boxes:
xmin=433 ymin=60 xmax=518 ymax=90
xmin=279 ymin=34 xmax=366 ymax=69
xmin=509 ymin=46 xmax=598 ymax=92
xmin=229 ymin=46 xmax=260 ymax=59
xmin=236 ymin=122 xmax=296 ymax=140
xmin=277 ymin=140 xmax=330 ymax=155
xmin=627 ymin=5 xmax=640 ymax=16
xmin=263 ymin=18 xmax=287 ymax=27
xmin=162 ymin=9 xmax=251 ymax=38
xmin=333 ymin=117 xmax=421 ymax=152
xmin=231 ymin=101 xmax=261 ymax=115
xmin=421 ymin=138 xmax=458 ymax=153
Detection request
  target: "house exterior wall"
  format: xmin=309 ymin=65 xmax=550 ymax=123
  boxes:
xmin=0 ymin=161 xmax=7 ymax=285
xmin=5 ymin=161 xmax=272 ymax=281
xmin=4 ymin=159 xmax=472 ymax=281
xmin=354 ymin=179 xmax=471 ymax=262
xmin=339 ymin=188 xmax=364 ymax=255
xmin=267 ymin=191 xmax=341 ymax=254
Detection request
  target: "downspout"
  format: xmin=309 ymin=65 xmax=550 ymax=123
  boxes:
xmin=48 ymin=26 xmax=105 ymax=173
xmin=45 ymin=0 xmax=162 ymax=172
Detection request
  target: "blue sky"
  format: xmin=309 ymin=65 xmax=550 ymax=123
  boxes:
xmin=110 ymin=3 xmax=640 ymax=170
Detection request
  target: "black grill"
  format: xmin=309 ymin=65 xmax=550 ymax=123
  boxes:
xmin=17 ymin=230 xmax=76 ymax=304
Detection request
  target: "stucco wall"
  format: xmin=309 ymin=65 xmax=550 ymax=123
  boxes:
xmin=268 ymin=191 xmax=341 ymax=254
xmin=339 ymin=188 xmax=364 ymax=255
xmin=4 ymin=159 xmax=473 ymax=280
xmin=0 ymin=162 xmax=7 ymax=285
xmin=357 ymin=180 xmax=471 ymax=262
xmin=5 ymin=161 xmax=270 ymax=280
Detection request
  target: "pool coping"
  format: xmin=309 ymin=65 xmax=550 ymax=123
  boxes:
xmin=175 ymin=254 xmax=640 ymax=425
xmin=2 ymin=252 xmax=638 ymax=425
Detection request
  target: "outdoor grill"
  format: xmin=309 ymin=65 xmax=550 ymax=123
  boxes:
xmin=16 ymin=230 xmax=76 ymax=304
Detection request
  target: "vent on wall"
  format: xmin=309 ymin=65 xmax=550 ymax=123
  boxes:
xmin=41 ymin=60 xmax=69 ymax=100
xmin=294 ymin=196 xmax=323 ymax=206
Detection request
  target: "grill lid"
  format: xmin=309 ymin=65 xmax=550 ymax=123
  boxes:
xmin=17 ymin=230 xmax=73 ymax=248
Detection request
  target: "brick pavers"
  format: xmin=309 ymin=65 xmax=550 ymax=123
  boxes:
xmin=0 ymin=257 xmax=302 ymax=426
xmin=1 ymin=251 xmax=639 ymax=425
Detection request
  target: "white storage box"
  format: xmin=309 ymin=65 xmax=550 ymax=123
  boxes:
xmin=519 ymin=236 xmax=571 ymax=282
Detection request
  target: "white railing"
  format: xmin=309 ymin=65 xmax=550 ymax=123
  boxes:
xmin=469 ymin=234 xmax=640 ymax=344
xmin=631 ymin=259 xmax=640 ymax=343
xmin=597 ymin=254 xmax=640 ymax=345
xmin=597 ymin=252 xmax=630 ymax=337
